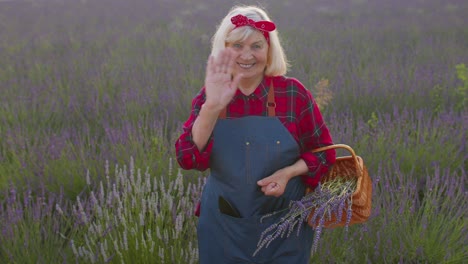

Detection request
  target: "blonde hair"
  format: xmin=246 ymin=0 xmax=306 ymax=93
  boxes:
xmin=210 ymin=5 xmax=289 ymax=76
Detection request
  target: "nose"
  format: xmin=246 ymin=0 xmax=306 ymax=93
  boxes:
xmin=240 ymin=48 xmax=253 ymax=60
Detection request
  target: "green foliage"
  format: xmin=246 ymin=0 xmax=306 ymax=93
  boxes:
xmin=43 ymin=154 xmax=89 ymax=200
xmin=455 ymin=63 xmax=468 ymax=111
xmin=429 ymin=84 xmax=444 ymax=115
xmin=0 ymin=149 xmax=22 ymax=189
xmin=311 ymin=166 xmax=467 ymax=263
xmin=68 ymin=158 xmax=200 ymax=264
xmin=355 ymin=111 xmax=464 ymax=178
xmin=1 ymin=215 xmax=73 ymax=264
xmin=430 ymin=64 xmax=468 ymax=114
xmin=366 ymin=112 xmax=379 ymax=131
xmin=0 ymin=190 xmax=77 ymax=263
xmin=0 ymin=0 xmax=466 ymax=263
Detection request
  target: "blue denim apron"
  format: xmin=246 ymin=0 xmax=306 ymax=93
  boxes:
xmin=197 ymin=85 xmax=314 ymax=264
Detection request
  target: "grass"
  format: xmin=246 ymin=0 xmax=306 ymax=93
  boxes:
xmin=0 ymin=0 xmax=467 ymax=263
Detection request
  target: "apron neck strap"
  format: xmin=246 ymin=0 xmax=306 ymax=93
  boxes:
xmin=266 ymin=80 xmax=276 ymax=117
xmin=218 ymin=81 xmax=276 ymax=119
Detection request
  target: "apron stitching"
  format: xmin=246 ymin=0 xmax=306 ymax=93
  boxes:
xmin=200 ymin=117 xmax=313 ymax=263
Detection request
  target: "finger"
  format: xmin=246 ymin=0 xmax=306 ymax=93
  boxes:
xmin=226 ymin=50 xmax=236 ymax=75
xmin=220 ymin=49 xmax=230 ymax=73
xmin=206 ymin=55 xmax=215 ymax=75
xmin=265 ymin=183 xmax=280 ymax=196
xmin=257 ymin=177 xmax=271 ymax=187
xmin=215 ymin=53 xmax=224 ymax=73
xmin=264 ymin=182 xmax=277 ymax=193
xmin=269 ymin=182 xmax=279 ymax=190
xmin=213 ymin=50 xmax=223 ymax=72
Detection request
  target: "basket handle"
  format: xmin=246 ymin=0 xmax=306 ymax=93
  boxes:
xmin=311 ymin=144 xmax=357 ymax=159
xmin=311 ymin=144 xmax=362 ymax=175
xmin=307 ymin=144 xmax=365 ymax=196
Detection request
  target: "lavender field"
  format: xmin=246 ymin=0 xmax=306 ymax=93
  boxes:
xmin=0 ymin=0 xmax=467 ymax=263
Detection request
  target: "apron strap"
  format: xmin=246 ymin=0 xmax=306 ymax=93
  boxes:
xmin=266 ymin=80 xmax=276 ymax=117
xmin=219 ymin=81 xmax=276 ymax=119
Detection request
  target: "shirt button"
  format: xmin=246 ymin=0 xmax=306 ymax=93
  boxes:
xmin=246 ymin=142 xmax=250 ymax=145
xmin=276 ymin=141 xmax=281 ymax=144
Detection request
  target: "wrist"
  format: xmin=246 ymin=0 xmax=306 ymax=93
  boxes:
xmin=285 ymin=159 xmax=308 ymax=179
xmin=279 ymin=167 xmax=295 ymax=181
xmin=202 ymin=102 xmax=224 ymax=113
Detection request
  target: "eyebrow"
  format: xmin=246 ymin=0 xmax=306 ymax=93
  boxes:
xmin=231 ymin=39 xmax=265 ymax=46
xmin=252 ymin=41 xmax=264 ymax=45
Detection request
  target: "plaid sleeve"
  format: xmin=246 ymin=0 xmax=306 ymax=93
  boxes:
xmin=293 ymin=79 xmax=336 ymax=188
xmin=174 ymin=88 xmax=213 ymax=171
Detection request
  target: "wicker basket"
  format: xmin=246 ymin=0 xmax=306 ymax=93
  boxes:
xmin=306 ymin=144 xmax=372 ymax=228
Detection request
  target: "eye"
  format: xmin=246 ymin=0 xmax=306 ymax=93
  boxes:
xmin=232 ymin=43 xmax=242 ymax=49
xmin=253 ymin=44 xmax=262 ymax=49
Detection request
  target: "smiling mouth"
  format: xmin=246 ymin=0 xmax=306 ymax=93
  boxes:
xmin=238 ymin=63 xmax=255 ymax=69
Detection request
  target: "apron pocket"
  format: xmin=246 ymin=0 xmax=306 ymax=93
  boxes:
xmin=219 ymin=211 xmax=300 ymax=262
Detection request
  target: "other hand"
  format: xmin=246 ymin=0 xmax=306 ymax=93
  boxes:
xmin=257 ymin=169 xmax=291 ymax=197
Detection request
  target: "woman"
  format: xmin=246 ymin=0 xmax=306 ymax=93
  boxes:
xmin=175 ymin=5 xmax=336 ymax=263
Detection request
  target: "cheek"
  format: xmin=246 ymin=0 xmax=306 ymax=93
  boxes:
xmin=259 ymin=53 xmax=268 ymax=64
xmin=258 ymin=50 xmax=268 ymax=62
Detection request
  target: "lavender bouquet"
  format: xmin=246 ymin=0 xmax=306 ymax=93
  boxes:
xmin=254 ymin=177 xmax=357 ymax=256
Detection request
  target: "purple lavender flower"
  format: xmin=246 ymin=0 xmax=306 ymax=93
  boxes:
xmin=255 ymin=177 xmax=357 ymax=256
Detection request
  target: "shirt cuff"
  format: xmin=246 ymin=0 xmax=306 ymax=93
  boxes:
xmin=299 ymin=151 xmax=325 ymax=188
xmin=192 ymin=138 xmax=214 ymax=170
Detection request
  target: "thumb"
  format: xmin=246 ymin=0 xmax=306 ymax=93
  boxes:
xmin=257 ymin=176 xmax=273 ymax=186
xmin=257 ymin=178 xmax=268 ymax=186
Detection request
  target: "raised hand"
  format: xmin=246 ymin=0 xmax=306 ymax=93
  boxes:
xmin=204 ymin=48 xmax=243 ymax=111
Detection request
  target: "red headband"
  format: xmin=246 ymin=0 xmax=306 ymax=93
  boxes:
xmin=230 ymin=14 xmax=276 ymax=44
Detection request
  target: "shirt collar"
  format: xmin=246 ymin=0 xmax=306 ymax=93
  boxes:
xmin=234 ymin=77 xmax=269 ymax=100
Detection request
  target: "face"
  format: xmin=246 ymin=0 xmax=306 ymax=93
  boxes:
xmin=227 ymin=30 xmax=269 ymax=83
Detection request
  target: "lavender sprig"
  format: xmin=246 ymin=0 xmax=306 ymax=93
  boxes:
xmin=254 ymin=177 xmax=357 ymax=256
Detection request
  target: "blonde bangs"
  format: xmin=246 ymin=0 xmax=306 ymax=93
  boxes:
xmin=225 ymin=27 xmax=257 ymax=45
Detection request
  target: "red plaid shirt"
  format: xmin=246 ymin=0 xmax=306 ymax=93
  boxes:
xmin=175 ymin=76 xmax=336 ymax=188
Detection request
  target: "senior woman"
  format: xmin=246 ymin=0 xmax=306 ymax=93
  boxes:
xmin=175 ymin=5 xmax=336 ymax=264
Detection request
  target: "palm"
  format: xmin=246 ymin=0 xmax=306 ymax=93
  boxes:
xmin=205 ymin=70 xmax=232 ymax=101
xmin=204 ymin=49 xmax=242 ymax=108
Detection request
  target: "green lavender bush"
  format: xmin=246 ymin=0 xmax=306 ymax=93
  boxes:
xmin=64 ymin=158 xmax=202 ymax=263
xmin=1 ymin=0 xmax=467 ymax=263
xmin=1 ymin=158 xmax=204 ymax=263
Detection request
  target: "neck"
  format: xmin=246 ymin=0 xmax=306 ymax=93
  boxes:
xmin=238 ymin=75 xmax=264 ymax=95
